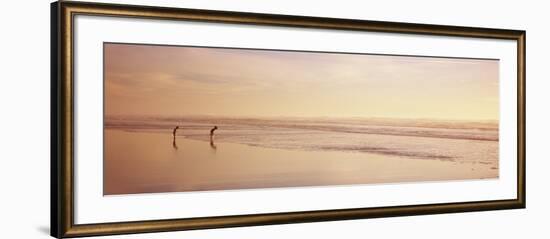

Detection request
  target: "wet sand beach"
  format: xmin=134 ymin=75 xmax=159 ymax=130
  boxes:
xmin=104 ymin=117 xmax=498 ymax=195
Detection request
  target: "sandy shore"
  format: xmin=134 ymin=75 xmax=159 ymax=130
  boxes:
xmin=104 ymin=129 xmax=497 ymax=195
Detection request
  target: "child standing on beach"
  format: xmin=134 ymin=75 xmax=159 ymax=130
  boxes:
xmin=172 ymin=126 xmax=179 ymax=138
xmin=210 ymin=126 xmax=218 ymax=140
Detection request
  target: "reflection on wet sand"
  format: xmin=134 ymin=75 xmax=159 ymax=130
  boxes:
xmin=209 ymin=139 xmax=217 ymax=150
xmin=104 ymin=129 xmax=498 ymax=195
xmin=173 ymin=125 xmax=217 ymax=150
xmin=172 ymin=137 xmax=178 ymax=150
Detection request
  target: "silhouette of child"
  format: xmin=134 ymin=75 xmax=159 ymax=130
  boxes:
xmin=210 ymin=126 xmax=218 ymax=138
xmin=172 ymin=126 xmax=179 ymax=138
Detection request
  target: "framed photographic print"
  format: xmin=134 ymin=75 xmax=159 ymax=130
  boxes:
xmin=51 ymin=1 xmax=526 ymax=238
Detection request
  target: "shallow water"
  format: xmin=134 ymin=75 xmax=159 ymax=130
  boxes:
xmin=107 ymin=116 xmax=499 ymax=162
xmin=104 ymin=117 xmax=498 ymax=195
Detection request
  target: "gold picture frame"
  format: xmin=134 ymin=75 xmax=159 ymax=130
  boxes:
xmin=51 ymin=1 xmax=526 ymax=238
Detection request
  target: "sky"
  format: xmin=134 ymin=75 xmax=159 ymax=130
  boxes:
xmin=104 ymin=43 xmax=499 ymax=120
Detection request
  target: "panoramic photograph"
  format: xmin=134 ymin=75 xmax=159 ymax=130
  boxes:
xmin=103 ymin=42 xmax=499 ymax=195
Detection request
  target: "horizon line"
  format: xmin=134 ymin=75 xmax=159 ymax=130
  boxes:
xmin=104 ymin=114 xmax=499 ymax=122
